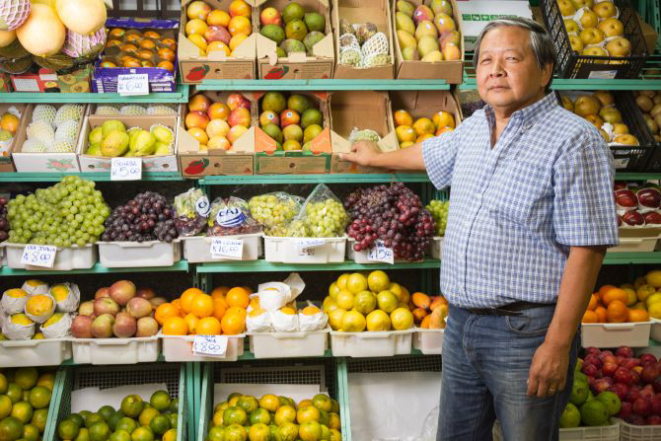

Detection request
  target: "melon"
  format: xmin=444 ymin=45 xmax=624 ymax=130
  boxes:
xmin=55 ymin=0 xmax=106 ymax=35
xmin=16 ymin=4 xmax=65 ymax=56
xmin=0 ymin=0 xmax=30 ymax=31
xmin=0 ymin=30 xmax=16 ymax=47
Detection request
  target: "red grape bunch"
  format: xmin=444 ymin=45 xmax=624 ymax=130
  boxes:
xmin=101 ymin=191 xmax=178 ymax=243
xmin=0 ymin=197 xmax=8 ymax=242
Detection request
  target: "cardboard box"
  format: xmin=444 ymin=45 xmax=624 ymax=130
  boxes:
xmin=637 ymin=13 xmax=659 ymax=55
xmin=332 ymin=0 xmax=394 ymax=79
xmin=457 ymin=0 xmax=533 ymax=51
xmin=178 ymin=91 xmax=256 ymax=177
xmin=393 ymin=0 xmax=464 ymax=82
xmin=11 ymin=68 xmax=61 ymax=93
xmin=329 ymin=90 xmax=398 ymax=173
xmin=253 ymin=0 xmax=334 ymax=79
xmin=58 ymin=64 xmax=94 ymax=93
xmin=12 ymin=104 xmax=88 ymax=173
xmin=0 ymin=104 xmax=27 ymax=172
xmin=179 ymin=0 xmax=257 ymax=83
xmin=0 ymin=73 xmax=12 ymax=93
xmin=77 ymin=112 xmax=179 ymax=173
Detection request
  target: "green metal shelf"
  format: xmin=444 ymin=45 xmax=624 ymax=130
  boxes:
xmin=200 ymin=173 xmax=430 ymax=185
xmin=616 ymin=173 xmax=661 ymax=181
xmin=0 ymin=85 xmax=190 ymax=103
xmin=0 ymin=172 xmax=186 ymax=182
xmin=195 ymin=79 xmax=450 ymax=91
xmin=0 ymin=260 xmax=189 ymax=276
xmin=459 ymin=77 xmax=661 ymax=91
xmin=603 ymin=252 xmax=661 ymax=265
xmin=197 ymin=258 xmax=440 ymax=273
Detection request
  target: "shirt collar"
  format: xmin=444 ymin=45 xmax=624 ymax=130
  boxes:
xmin=484 ymin=92 xmax=558 ymax=130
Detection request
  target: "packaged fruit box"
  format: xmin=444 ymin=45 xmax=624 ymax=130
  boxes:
xmin=392 ymin=0 xmax=464 ymax=82
xmin=93 ymin=18 xmax=179 ymax=93
xmin=179 ymin=0 xmax=257 ymax=83
xmin=0 ymin=103 xmax=27 ymax=173
xmin=254 ymin=0 xmax=334 ymax=79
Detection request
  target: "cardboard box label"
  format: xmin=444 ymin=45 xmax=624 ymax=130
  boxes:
xmin=259 ymin=62 xmax=333 ymax=80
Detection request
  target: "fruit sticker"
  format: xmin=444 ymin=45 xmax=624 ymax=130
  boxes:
xmin=184 ymin=158 xmax=209 ymax=175
xmin=186 ymin=65 xmax=210 ymax=82
xmin=264 ymin=65 xmax=289 ymax=80
xmin=46 ymin=159 xmax=76 ymax=172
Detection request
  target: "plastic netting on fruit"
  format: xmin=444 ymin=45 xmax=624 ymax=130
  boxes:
xmin=173 ymin=188 xmax=210 ymax=237
xmin=248 ymin=192 xmax=304 ymax=237
xmin=348 ymin=127 xmax=381 ymax=143
xmin=362 ymin=32 xmax=389 ymax=58
xmin=207 ymin=197 xmax=262 ymax=237
xmin=294 ymin=184 xmax=349 ymax=238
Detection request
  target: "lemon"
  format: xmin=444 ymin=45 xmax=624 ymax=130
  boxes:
xmin=328 ymin=309 xmax=346 ymax=331
xmin=345 ymin=273 xmax=367 ymax=294
xmin=366 ymin=310 xmax=391 ymax=332
xmin=390 ymin=308 xmax=414 ymax=330
xmin=646 ymin=293 xmax=661 ymax=308
xmin=335 ymin=290 xmax=354 ymax=311
xmin=340 ymin=311 xmax=366 ymax=332
xmin=367 ymin=270 xmax=390 ymax=292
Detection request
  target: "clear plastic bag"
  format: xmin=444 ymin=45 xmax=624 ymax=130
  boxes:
xmin=248 ymin=192 xmax=304 ymax=237
xmin=293 ymin=184 xmax=349 ymax=238
xmin=207 ymin=196 xmax=262 ymax=236
xmin=173 ymin=188 xmax=210 ymax=236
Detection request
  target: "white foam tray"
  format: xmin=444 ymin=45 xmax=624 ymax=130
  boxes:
xmin=5 ymin=243 xmax=96 ymax=270
xmin=71 ymin=336 xmax=160 ymax=364
xmin=330 ymin=329 xmax=413 ymax=357
xmin=581 ymin=322 xmax=652 ymax=348
xmin=160 ymin=334 xmax=245 ymax=362
xmin=0 ymin=338 xmax=72 ymax=367
xmin=180 ymin=234 xmax=262 ymax=263
xmin=264 ymin=236 xmax=346 ymax=264
xmin=249 ymin=327 xmax=329 ymax=358
xmin=413 ymin=328 xmax=444 ymax=355
xmin=97 ymin=240 xmax=181 ymax=268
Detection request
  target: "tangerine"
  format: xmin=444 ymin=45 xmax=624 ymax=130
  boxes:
xmin=595 ymin=306 xmax=607 ymax=323
xmin=628 ymin=309 xmax=649 ymax=322
xmin=191 ymin=294 xmax=214 ymax=318
xmin=582 ymin=310 xmax=598 ymax=323
xmin=196 ymin=317 xmax=221 ymax=335
xmin=155 ymin=304 xmax=180 ymax=325
xmin=211 ymin=286 xmax=230 ymax=299
xmin=213 ymin=297 xmax=228 ymax=321
xmin=225 ymin=287 xmax=250 ymax=309
xmin=226 ymin=306 xmax=247 ymax=319
xmin=171 ymin=299 xmax=182 ymax=311
xmin=221 ymin=312 xmax=245 ymax=335
xmin=180 ymin=288 xmax=205 ymax=313
xmin=162 ymin=317 xmax=188 ymax=335
xmin=184 ymin=313 xmax=199 ymax=335
xmin=587 ymin=294 xmax=598 ymax=311
xmin=602 ymin=288 xmax=628 ymax=306
xmin=598 ymin=284 xmax=617 ymax=299
xmin=606 ymin=300 xmax=629 ymax=323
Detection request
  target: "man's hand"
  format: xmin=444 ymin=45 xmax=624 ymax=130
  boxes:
xmin=527 ymin=341 xmax=570 ymax=398
xmin=339 ymin=141 xmax=381 ymax=167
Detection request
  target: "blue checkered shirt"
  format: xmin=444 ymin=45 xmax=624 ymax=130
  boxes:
xmin=422 ymin=92 xmax=619 ymax=308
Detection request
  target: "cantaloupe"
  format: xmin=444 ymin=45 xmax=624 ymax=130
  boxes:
xmin=16 ymin=4 xmax=65 ymax=56
xmin=0 ymin=29 xmax=16 ymax=48
xmin=55 ymin=0 xmax=106 ymax=35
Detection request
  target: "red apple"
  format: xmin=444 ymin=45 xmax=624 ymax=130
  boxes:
xmin=624 ymin=358 xmax=643 ymax=369
xmin=622 ymin=210 xmax=645 ymax=226
xmin=610 ymin=382 xmax=630 ymax=400
xmin=617 ymin=356 xmax=628 ymax=365
xmin=602 ymin=353 xmax=617 ymax=364
xmin=615 ymin=367 xmax=634 ymax=385
xmin=583 ymin=363 xmax=599 ymax=377
xmin=632 ymin=370 xmax=642 ymax=385
xmin=593 ymin=377 xmax=613 ymax=393
xmin=641 ymin=354 xmax=658 ymax=365
xmin=642 ymin=366 xmax=660 ymax=384
xmin=616 ymin=189 xmax=639 ymax=210
xmin=654 ymin=376 xmax=661 ymax=393
xmin=586 ymin=347 xmax=602 ymax=356
xmin=585 ymin=354 xmax=603 ymax=369
xmin=617 ymin=347 xmax=635 ymax=358
xmin=618 ymin=401 xmax=633 ymax=419
xmin=644 ymin=211 xmax=661 ymax=225
xmin=626 ymin=414 xmax=646 ymax=425
xmin=603 ymin=362 xmax=619 ymax=377
xmin=227 ymin=107 xmax=251 ymax=128
xmin=638 ymin=188 xmax=661 ymax=209
xmin=615 ymin=181 xmax=628 ymax=190
xmin=651 ymin=396 xmax=661 ymax=416
xmin=627 ymin=385 xmax=642 ymax=403
xmin=95 ymin=287 xmax=110 ymax=299
xmin=641 ymin=384 xmax=656 ymax=400
xmin=634 ymin=397 xmax=652 ymax=416
xmin=600 ymin=350 xmax=615 ymax=359
xmin=646 ymin=415 xmax=661 ymax=425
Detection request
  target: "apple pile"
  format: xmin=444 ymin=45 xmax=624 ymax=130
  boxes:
xmin=258 ymin=92 xmax=324 ymax=151
xmin=185 ymin=93 xmax=252 ymax=151
xmin=258 ymin=2 xmax=327 ymax=58
xmin=394 ymin=0 xmax=461 ymax=63
xmin=184 ymin=0 xmax=252 ymax=57
xmin=558 ymin=0 xmax=633 ymax=59
xmin=634 ymin=91 xmax=661 ymax=143
xmin=560 ymin=91 xmax=639 ymax=145
xmin=393 ymin=108 xmax=455 ymax=148
xmin=581 ymin=346 xmax=661 ymax=425
xmin=614 ymin=183 xmax=661 ymax=228
xmin=70 ymin=280 xmax=164 ymax=339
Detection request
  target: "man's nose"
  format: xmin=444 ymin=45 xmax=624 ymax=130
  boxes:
xmin=489 ymin=59 xmax=505 ymax=77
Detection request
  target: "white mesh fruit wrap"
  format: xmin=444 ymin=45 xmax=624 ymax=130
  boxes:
xmin=0 ymin=0 xmax=30 ymax=31
xmin=55 ymin=120 xmax=79 ymax=143
xmin=27 ymin=121 xmax=55 ymax=144
xmin=63 ymin=27 xmax=107 ymax=58
xmin=363 ymin=53 xmax=392 ymax=67
xmin=362 ymin=32 xmax=389 ymax=58
xmin=147 ymin=105 xmax=177 ymax=116
xmin=55 ymin=105 xmax=84 ymax=127
xmin=48 ymin=141 xmax=76 ymax=153
xmin=120 ymin=105 xmax=147 ymax=116
xmin=32 ymin=105 xmax=57 ymax=128
xmin=22 ymin=139 xmax=47 ymax=153
xmin=95 ymin=105 xmax=121 ymax=115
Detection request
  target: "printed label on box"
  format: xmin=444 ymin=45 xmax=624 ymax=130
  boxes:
xmin=210 ymin=238 xmax=243 ymax=260
xmin=192 ymin=335 xmax=228 ymax=357
xmin=21 ymin=245 xmax=57 ymax=268
xmin=588 ymin=70 xmax=617 ymax=80
xmin=111 ymin=158 xmax=142 ymax=181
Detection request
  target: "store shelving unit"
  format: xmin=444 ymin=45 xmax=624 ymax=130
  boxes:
xmin=0 ymin=85 xmax=191 ymax=104
xmin=0 ymin=261 xmax=190 ymax=276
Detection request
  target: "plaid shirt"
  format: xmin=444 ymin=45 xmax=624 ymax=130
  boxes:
xmin=422 ymin=92 xmax=619 ymax=308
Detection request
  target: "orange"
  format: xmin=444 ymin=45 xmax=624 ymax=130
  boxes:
xmin=181 ymin=288 xmax=205 ymax=313
xmin=211 ymin=286 xmax=230 ymax=300
xmin=225 ymin=287 xmax=250 ymax=309
xmin=155 ymin=303 xmax=180 ymax=325
xmin=184 ymin=313 xmax=200 ymax=335
xmin=602 ymin=288 xmax=628 ymax=306
xmin=606 ymin=300 xmax=629 ymax=323
xmin=191 ymin=293 xmax=214 ymax=318
xmin=226 ymin=306 xmax=247 ymax=319
xmin=163 ymin=317 xmax=188 ymax=335
xmin=628 ymin=309 xmax=649 ymax=322
xmin=171 ymin=299 xmax=182 ymax=310
xmin=196 ymin=317 xmax=222 ymax=335
xmin=213 ymin=297 xmax=228 ymax=321
xmin=221 ymin=312 xmax=245 ymax=335
xmin=595 ymin=306 xmax=607 ymax=323
xmin=598 ymin=284 xmax=617 ymax=299
xmin=582 ymin=310 xmax=598 ymax=323
xmin=587 ymin=294 xmax=598 ymax=311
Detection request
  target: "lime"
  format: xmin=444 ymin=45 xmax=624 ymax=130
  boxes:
xmin=120 ymin=395 xmax=144 ymax=418
xmin=11 ymin=402 xmax=33 ymax=424
xmin=21 ymin=392 xmax=28 ymax=403
xmin=28 ymin=387 xmax=51 ymax=410
xmin=88 ymin=422 xmax=110 ymax=441
xmin=569 ymin=381 xmax=589 ymax=406
xmin=223 ymin=407 xmax=247 ymax=426
xmin=30 ymin=409 xmax=48 ymax=433
xmin=274 ymin=406 xmax=296 ymax=426
xmin=169 ymin=398 xmax=178 ymax=413
xmin=330 ymin=400 xmax=339 ymax=414
xmin=138 ymin=408 xmax=159 ymax=427
xmin=0 ymin=417 xmax=24 ymax=441
xmin=114 ymin=418 xmax=137 ymax=434
xmin=162 ymin=428 xmax=177 ymax=441
xmin=149 ymin=415 xmax=170 ymax=435
xmin=559 ymin=403 xmax=581 ymax=428
xmin=207 ymin=426 xmax=224 ymax=441
xmin=85 ymin=414 xmax=104 ymax=429
xmin=74 ymin=427 xmax=90 ymax=441
xmin=67 ymin=414 xmax=84 ymax=429
xmin=6 ymin=384 xmax=22 ymax=404
xmin=327 ymin=413 xmax=340 ymax=431
xmin=580 ymin=400 xmax=609 ymax=426
xmin=79 ymin=411 xmax=91 ymax=420
xmin=13 ymin=370 xmax=37 ymax=391
xmin=97 ymin=406 xmax=114 ymax=423
xmin=107 ymin=411 xmax=124 ymax=431
xmin=0 ymin=374 xmax=7 ymax=394
xmin=269 ymin=425 xmax=277 ymax=441
xmin=596 ymin=391 xmax=621 ymax=416
xmin=312 ymin=395 xmax=332 ymax=413
xmin=57 ymin=419 xmax=80 ymax=441
xmin=320 ymin=425 xmax=330 ymax=441
xmin=167 ymin=413 xmax=177 ymax=430
xmin=248 ymin=408 xmax=270 ymax=426
xmin=36 ymin=373 xmax=55 ymax=392
xmin=109 ymin=430 xmax=130 ymax=441
xmin=0 ymin=395 xmax=13 ymax=419
xmin=130 ymin=426 xmax=154 ymax=441
xmin=223 ymin=424 xmax=246 ymax=441
xmin=329 ymin=428 xmax=341 ymax=441
xmin=21 ymin=424 xmax=38 ymax=441
xmin=149 ymin=391 xmax=171 ymax=412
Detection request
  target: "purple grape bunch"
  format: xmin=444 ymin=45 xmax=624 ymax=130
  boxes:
xmin=345 ymin=182 xmax=436 ymax=261
xmin=101 ymin=191 xmax=178 ymax=243
xmin=0 ymin=197 xmax=8 ymax=242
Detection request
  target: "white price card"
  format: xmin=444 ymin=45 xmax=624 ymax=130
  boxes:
xmin=111 ymin=157 xmax=142 ymax=181
xmin=367 ymin=240 xmax=394 ymax=264
xmin=294 ymin=238 xmax=325 ymax=252
xmin=21 ymin=245 xmax=57 ymax=268
xmin=192 ymin=335 xmax=228 ymax=357
xmin=210 ymin=238 xmax=244 ymax=260
xmin=117 ymin=74 xmax=149 ymax=96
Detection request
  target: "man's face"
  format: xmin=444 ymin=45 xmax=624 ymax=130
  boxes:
xmin=475 ymin=26 xmax=552 ymax=116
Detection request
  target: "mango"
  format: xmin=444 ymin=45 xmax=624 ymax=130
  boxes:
xmin=421 ymin=50 xmax=443 ymax=62
xmin=397 ymin=30 xmax=417 ymax=49
xmin=417 ymin=35 xmax=439 ymax=58
xmin=395 ymin=12 xmax=415 ymax=34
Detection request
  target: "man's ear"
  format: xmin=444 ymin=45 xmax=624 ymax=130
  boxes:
xmin=541 ymin=62 xmax=553 ymax=89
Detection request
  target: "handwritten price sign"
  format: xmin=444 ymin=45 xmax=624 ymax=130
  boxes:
xmin=294 ymin=238 xmax=325 ymax=252
xmin=21 ymin=245 xmax=57 ymax=268
xmin=111 ymin=158 xmax=142 ymax=181
xmin=193 ymin=335 xmax=228 ymax=357
xmin=117 ymin=74 xmax=149 ymax=96
xmin=367 ymin=241 xmax=394 ymax=264
xmin=210 ymin=238 xmax=244 ymax=260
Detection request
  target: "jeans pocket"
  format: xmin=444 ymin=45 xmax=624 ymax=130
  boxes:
xmin=505 ymin=307 xmax=554 ymax=336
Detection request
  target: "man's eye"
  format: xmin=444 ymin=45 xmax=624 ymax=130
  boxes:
xmin=480 ymin=58 xmax=491 ymax=64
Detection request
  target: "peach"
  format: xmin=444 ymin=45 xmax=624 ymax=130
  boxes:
xmin=206 ymin=119 xmax=230 ymax=138
xmin=71 ymin=315 xmax=93 ymax=338
xmin=228 ymin=16 xmax=251 ymax=37
xmin=228 ymin=125 xmax=248 ymax=144
xmin=186 ymin=19 xmax=208 ymax=36
xmin=229 ymin=0 xmax=251 ymax=18
xmin=227 ymin=93 xmax=250 ymax=110
xmin=259 ymin=110 xmax=279 ymax=127
xmin=187 ymin=1 xmax=211 ymax=20
xmin=228 ymin=107 xmax=251 ymax=128
xmin=186 ymin=111 xmax=210 ymax=130
xmin=208 ymin=102 xmax=231 ymax=120
xmin=280 ymin=109 xmax=300 ymax=127
xmin=109 ymin=280 xmax=136 ymax=306
xmin=204 ymin=25 xmax=231 ymax=45
xmin=260 ymin=7 xmax=282 ymax=26
xmin=207 ymin=10 xmax=230 ymax=27
xmin=208 ymin=136 xmax=231 ymax=150
xmin=189 ymin=94 xmax=211 ymax=112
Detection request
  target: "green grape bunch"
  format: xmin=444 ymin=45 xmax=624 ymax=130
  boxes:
xmin=426 ymin=200 xmax=449 ymax=236
xmin=248 ymin=193 xmax=302 ymax=236
xmin=303 ymin=198 xmax=349 ymax=238
xmin=7 ymin=176 xmax=111 ymax=247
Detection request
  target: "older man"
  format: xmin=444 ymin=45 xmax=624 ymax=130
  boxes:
xmin=341 ymin=18 xmax=618 ymax=440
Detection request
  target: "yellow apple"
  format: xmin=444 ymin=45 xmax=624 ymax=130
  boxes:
xmin=557 ymin=0 xmax=576 ymax=16
xmin=561 ymin=96 xmax=574 ymax=112
xmin=614 ymin=134 xmax=639 ymax=145
xmin=599 ymin=107 xmax=623 ymax=124
xmin=574 ymin=95 xmax=601 ymax=117
xmin=580 ymin=27 xmax=605 ymax=46
xmin=579 ymin=9 xmax=599 ymax=29
xmin=606 ymin=37 xmax=632 ymax=58
xmin=569 ymin=34 xmax=584 ymax=52
xmin=593 ymin=91 xmax=614 ymax=107
xmin=612 ymin=123 xmax=630 ymax=135
xmin=582 ymin=46 xmax=608 ymax=57
xmin=564 ymin=19 xmax=580 ymax=34
xmin=598 ymin=17 xmax=624 ymax=38
xmin=585 ymin=114 xmax=604 ymax=128
xmin=593 ymin=1 xmax=617 ymax=19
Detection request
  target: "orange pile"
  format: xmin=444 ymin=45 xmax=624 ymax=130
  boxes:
xmin=157 ymin=286 xmax=251 ymax=335
xmin=582 ymin=284 xmax=649 ymax=324
xmin=411 ymin=293 xmax=448 ymax=329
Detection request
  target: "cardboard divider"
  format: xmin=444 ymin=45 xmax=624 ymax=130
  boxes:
xmin=252 ymin=0 xmax=335 ymax=79
xmin=178 ymin=91 xmax=257 ymax=177
xmin=392 ymin=0 xmax=464 ymax=82
xmin=0 ymin=103 xmax=28 ymax=172
xmin=329 ymin=90 xmax=399 ymax=173
xmin=178 ymin=0 xmax=257 ymax=83
xmin=332 ymin=0 xmax=395 ymax=79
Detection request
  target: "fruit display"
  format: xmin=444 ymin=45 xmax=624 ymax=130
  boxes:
xmin=7 ymin=176 xmax=110 ymax=247
xmin=56 ymin=390 xmax=178 ymax=441
xmin=258 ymin=92 xmax=325 ymax=151
xmin=0 ymin=367 xmax=55 ymax=441
xmin=285 ymin=185 xmax=348 ymax=238
xmin=582 ymin=283 xmax=650 ymax=324
xmin=614 ymin=183 xmax=661 ymax=228
xmin=93 ymin=105 xmax=178 ymax=117
xmin=345 ymin=182 xmax=435 ymax=261
xmin=410 ymin=292 xmax=447 ymax=330
xmin=158 ymin=286 xmax=249 ymax=336
xmin=559 ymin=91 xmax=640 ymax=145
xmin=173 ymin=188 xmax=210 ymax=237
xmin=247 ymin=192 xmax=303 ymax=237
xmin=207 ymin=392 xmax=341 ymax=441
xmin=337 ymin=19 xmax=391 ymax=68
xmin=70 ymin=280 xmax=162 ymax=339
xmin=559 ymin=364 xmax=620 ymax=428
xmin=102 ymin=26 xmax=177 ymax=71
xmin=21 ymin=104 xmax=84 ymax=154
xmin=207 ymin=197 xmax=262 ymax=237
xmin=394 ymin=0 xmax=461 ymax=63
xmin=634 ymin=90 xmax=661 ymax=142
xmin=579 ymin=346 xmax=661 ymax=425
xmin=323 ymin=271 xmax=414 ymax=333
xmin=557 ymin=0 xmax=632 ymax=59
xmin=185 ymin=93 xmax=252 ymax=151
xmin=0 ymin=108 xmax=21 ymax=157
xmin=101 ymin=191 xmax=178 ymax=243
xmin=393 ymin=108 xmax=455 ymax=148
xmin=259 ymin=1 xmax=328 ymax=58
xmin=247 ymin=299 xmax=328 ymax=333
xmin=426 ymin=200 xmax=449 ymax=237
xmin=184 ymin=0 xmax=252 ymax=57
xmin=85 ymin=119 xmax=175 ymax=158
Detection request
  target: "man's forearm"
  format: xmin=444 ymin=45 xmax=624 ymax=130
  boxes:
xmin=368 ymin=143 xmax=426 ymax=171
xmin=545 ymin=246 xmax=606 ymax=349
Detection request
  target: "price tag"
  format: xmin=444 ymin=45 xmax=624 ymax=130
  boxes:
xmin=21 ymin=245 xmax=57 ymax=268
xmin=196 ymin=196 xmax=211 ymax=217
xmin=111 ymin=157 xmax=142 ymax=181
xmin=294 ymin=238 xmax=325 ymax=252
xmin=210 ymin=238 xmax=244 ymax=260
xmin=367 ymin=240 xmax=394 ymax=264
xmin=192 ymin=335 xmax=228 ymax=357
xmin=117 ymin=74 xmax=150 ymax=96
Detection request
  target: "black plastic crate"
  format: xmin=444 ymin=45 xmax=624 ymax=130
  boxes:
xmin=107 ymin=0 xmax=180 ymax=19
xmin=540 ymin=0 xmax=649 ymax=79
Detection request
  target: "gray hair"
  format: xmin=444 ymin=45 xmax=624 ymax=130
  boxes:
xmin=473 ymin=17 xmax=555 ymax=91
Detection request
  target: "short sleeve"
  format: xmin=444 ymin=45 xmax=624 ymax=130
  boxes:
xmin=552 ymin=135 xmax=619 ymax=247
xmin=422 ymin=128 xmax=460 ymax=190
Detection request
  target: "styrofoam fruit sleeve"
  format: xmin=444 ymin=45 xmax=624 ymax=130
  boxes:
xmin=51 ymin=283 xmax=81 ymax=313
xmin=2 ymin=317 xmax=35 ymax=340
xmin=257 ymin=273 xmax=306 ymax=312
xmin=299 ymin=311 xmax=328 ymax=332
xmin=1 ymin=291 xmax=28 ymax=315
xmin=22 ymin=280 xmax=49 ymax=295
xmin=41 ymin=313 xmax=72 ymax=339
xmin=270 ymin=310 xmax=299 ymax=332
xmin=362 ymin=32 xmax=389 ymax=58
xmin=24 ymin=294 xmax=56 ymax=324
xmin=246 ymin=311 xmax=272 ymax=333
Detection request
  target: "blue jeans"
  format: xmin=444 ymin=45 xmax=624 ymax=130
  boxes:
xmin=438 ymin=304 xmax=581 ymax=441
